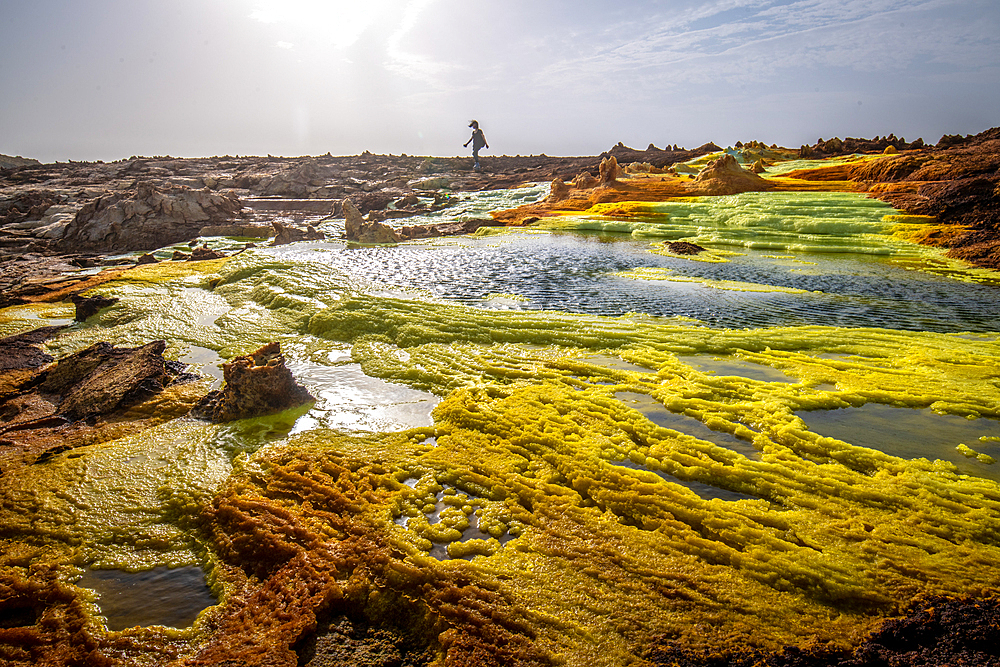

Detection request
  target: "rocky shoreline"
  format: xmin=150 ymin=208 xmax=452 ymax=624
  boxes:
xmin=3 ymin=130 xmax=998 ymax=277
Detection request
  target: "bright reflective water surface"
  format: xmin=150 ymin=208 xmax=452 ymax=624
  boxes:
xmin=267 ymin=229 xmax=1000 ymax=333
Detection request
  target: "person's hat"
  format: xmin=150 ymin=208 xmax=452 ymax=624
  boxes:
xmin=468 ymin=120 xmax=478 ymax=127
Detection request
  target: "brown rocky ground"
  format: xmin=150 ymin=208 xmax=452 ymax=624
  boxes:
xmin=645 ymin=594 xmax=1000 ymax=667
xmin=2 ymin=131 xmax=997 ymax=288
xmin=0 ymin=331 xmax=203 ymax=475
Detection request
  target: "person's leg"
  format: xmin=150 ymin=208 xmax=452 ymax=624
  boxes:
xmin=473 ymin=147 xmax=480 ymax=170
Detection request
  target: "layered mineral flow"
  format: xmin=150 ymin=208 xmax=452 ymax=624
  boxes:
xmin=0 ymin=132 xmax=998 ymax=666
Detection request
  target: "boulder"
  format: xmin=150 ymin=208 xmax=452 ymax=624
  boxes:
xmin=70 ymin=294 xmax=118 ymax=321
xmin=343 ymin=199 xmax=365 ymax=239
xmin=269 ymin=221 xmax=324 ymax=246
xmin=57 ymin=181 xmax=244 ymax=252
xmin=351 ymin=190 xmax=396 ymax=214
xmin=39 ymin=340 xmax=189 ymax=420
xmin=190 ymin=342 xmax=314 ymax=422
xmin=0 ymin=339 xmax=197 ymax=470
xmin=572 ymin=172 xmax=599 ymax=189
xmin=342 ymin=198 xmax=401 ymax=243
xmin=356 ymin=220 xmax=402 ymax=244
xmin=395 ymin=194 xmax=421 ymax=208
xmin=412 ymin=177 xmax=451 ymax=190
xmin=666 ymin=241 xmax=707 ymax=255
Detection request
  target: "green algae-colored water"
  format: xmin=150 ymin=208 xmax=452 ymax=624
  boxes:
xmin=2 ymin=186 xmax=999 ymax=663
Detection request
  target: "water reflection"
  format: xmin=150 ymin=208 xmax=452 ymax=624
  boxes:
xmin=265 ymin=232 xmax=1000 ymax=333
xmin=288 ymin=361 xmax=439 ymax=434
xmin=678 ymin=355 xmax=798 ymax=384
xmin=798 ymin=404 xmax=1000 ymax=481
xmin=79 ymin=566 xmax=216 ymax=631
xmin=178 ymin=345 xmax=224 ymax=388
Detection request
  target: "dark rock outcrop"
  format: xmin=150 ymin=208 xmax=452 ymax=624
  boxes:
xmin=800 ymin=134 xmax=926 ymax=158
xmin=603 ymin=142 xmax=716 ymax=168
xmin=398 ymin=218 xmax=503 ymax=240
xmin=0 ymin=338 xmax=197 ymax=470
xmin=0 ymin=326 xmax=63 ymax=374
xmin=35 ymin=340 xmax=188 ymax=421
xmin=70 ymin=294 xmax=118 ymax=321
xmin=190 ymin=342 xmax=313 ymax=422
xmin=666 ymin=241 xmax=707 ymax=255
xmin=0 ymin=154 xmax=41 ymax=170
xmin=645 ymin=594 xmax=1000 ymax=667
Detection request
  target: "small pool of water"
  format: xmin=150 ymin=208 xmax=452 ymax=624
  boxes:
xmin=677 ymin=355 xmax=798 ymax=384
xmin=579 ymin=354 xmax=658 ymax=375
xmin=287 ymin=361 xmax=440 ymax=433
xmin=79 ymin=566 xmax=216 ymax=631
xmin=797 ymin=404 xmax=1000 ymax=480
xmin=615 ymin=391 xmax=760 ymax=460
xmin=178 ymin=345 xmax=224 ymax=387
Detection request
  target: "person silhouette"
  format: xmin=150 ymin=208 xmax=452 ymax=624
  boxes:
xmin=464 ymin=120 xmax=488 ymax=171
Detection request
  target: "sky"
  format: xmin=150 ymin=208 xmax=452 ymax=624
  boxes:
xmin=2 ymin=0 xmax=998 ymax=162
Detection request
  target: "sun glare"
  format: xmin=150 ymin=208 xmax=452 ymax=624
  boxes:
xmin=248 ymin=0 xmax=398 ymax=49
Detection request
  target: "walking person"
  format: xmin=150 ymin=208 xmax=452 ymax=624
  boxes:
xmin=464 ymin=120 xmax=488 ymax=171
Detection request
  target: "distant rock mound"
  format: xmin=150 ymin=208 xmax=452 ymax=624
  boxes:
xmin=57 ymin=181 xmax=244 ymax=252
xmin=799 ymin=134 xmax=925 ymax=158
xmin=0 ymin=154 xmax=41 ymax=170
xmin=691 ymin=154 xmax=771 ymax=195
xmin=603 ymin=142 xmax=716 ymax=168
